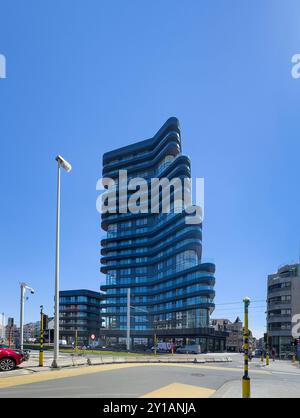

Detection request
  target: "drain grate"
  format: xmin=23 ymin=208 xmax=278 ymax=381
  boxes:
xmin=190 ymin=373 xmax=205 ymax=377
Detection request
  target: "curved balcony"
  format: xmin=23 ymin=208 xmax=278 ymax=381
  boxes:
xmin=103 ymin=117 xmax=181 ymax=167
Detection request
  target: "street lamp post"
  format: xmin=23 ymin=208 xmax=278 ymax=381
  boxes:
xmin=126 ymin=288 xmax=131 ymax=351
xmin=19 ymin=282 xmax=35 ymax=351
xmin=51 ymin=155 xmax=72 ymax=369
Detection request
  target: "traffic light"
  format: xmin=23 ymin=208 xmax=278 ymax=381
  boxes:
xmin=264 ymin=333 xmax=267 ymax=344
xmin=7 ymin=317 xmax=14 ymax=327
xmin=42 ymin=314 xmax=48 ymax=330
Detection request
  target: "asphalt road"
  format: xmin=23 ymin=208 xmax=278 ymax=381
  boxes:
xmin=1 ymin=355 xmax=300 ymax=398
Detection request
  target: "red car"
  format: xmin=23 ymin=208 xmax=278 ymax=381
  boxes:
xmin=0 ymin=347 xmax=24 ymax=371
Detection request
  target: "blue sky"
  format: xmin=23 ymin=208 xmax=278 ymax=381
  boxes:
xmin=1 ymin=0 xmax=300 ymax=338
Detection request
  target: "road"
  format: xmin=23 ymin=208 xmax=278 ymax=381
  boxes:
xmin=0 ymin=354 xmax=300 ymax=398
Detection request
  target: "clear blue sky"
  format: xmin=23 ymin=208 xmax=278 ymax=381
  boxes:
xmin=1 ymin=0 xmax=300 ymax=338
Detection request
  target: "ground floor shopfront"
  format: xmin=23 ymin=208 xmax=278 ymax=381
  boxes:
xmin=268 ymin=334 xmax=294 ymax=359
xmin=100 ymin=327 xmax=228 ymax=352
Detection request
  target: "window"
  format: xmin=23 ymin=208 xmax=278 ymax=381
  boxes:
xmin=120 ymin=269 xmax=131 ymax=275
xmin=157 ymin=155 xmax=175 ymax=175
xmin=120 ymin=221 xmax=132 ymax=229
xmin=107 ymin=223 xmax=117 ymax=238
xmin=158 ymin=262 xmax=164 ymax=271
xmin=136 ymin=218 xmax=147 ymax=226
xmin=176 ymin=250 xmax=198 ymax=272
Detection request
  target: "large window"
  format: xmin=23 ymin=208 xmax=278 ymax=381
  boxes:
xmin=107 ymin=223 xmax=118 ymax=238
xmin=157 ymin=155 xmax=175 ymax=175
xmin=176 ymin=250 xmax=198 ymax=272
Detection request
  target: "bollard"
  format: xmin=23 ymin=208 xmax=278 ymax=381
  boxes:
xmin=242 ymin=297 xmax=251 ymax=398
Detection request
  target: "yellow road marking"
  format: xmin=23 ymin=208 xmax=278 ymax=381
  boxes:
xmin=0 ymin=362 xmax=270 ymax=390
xmin=144 ymin=362 xmax=271 ymax=375
xmin=0 ymin=363 xmax=145 ymax=389
xmin=141 ymin=382 xmax=215 ymax=398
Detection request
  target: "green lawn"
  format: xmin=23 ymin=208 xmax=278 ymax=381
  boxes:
xmin=23 ymin=344 xmax=158 ymax=356
xmin=60 ymin=349 xmax=152 ymax=356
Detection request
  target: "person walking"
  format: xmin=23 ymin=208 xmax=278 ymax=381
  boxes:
xmin=271 ymin=347 xmax=276 ymax=361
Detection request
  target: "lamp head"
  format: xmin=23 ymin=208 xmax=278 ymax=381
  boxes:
xmin=243 ymin=297 xmax=251 ymax=305
xmin=56 ymin=155 xmax=72 ymax=172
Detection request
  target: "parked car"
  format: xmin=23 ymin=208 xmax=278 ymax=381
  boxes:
xmin=0 ymin=347 xmax=25 ymax=371
xmin=176 ymin=344 xmax=201 ymax=354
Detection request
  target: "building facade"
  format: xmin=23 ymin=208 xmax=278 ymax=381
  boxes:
xmin=100 ymin=118 xmax=226 ymax=352
xmin=267 ymin=263 xmax=300 ymax=357
xmin=59 ymin=289 xmax=103 ymax=346
xmin=225 ymin=317 xmax=245 ymax=353
xmin=211 ymin=317 xmax=254 ymax=352
xmin=23 ymin=322 xmax=36 ymax=342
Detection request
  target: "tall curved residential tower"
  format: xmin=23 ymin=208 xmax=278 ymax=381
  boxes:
xmin=100 ymin=118 xmax=226 ymax=352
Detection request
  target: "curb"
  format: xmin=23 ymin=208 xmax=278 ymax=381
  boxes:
xmin=16 ymin=356 xmax=232 ymax=374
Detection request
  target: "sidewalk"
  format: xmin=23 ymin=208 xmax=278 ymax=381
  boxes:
xmin=254 ymin=358 xmax=300 ymax=374
xmin=214 ymin=379 xmax=300 ymax=398
xmin=214 ymin=358 xmax=300 ymax=398
xmin=1 ymin=352 xmax=232 ymax=378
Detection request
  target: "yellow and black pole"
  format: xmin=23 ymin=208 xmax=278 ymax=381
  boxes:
xmin=39 ymin=305 xmax=44 ymax=367
xmin=242 ymin=297 xmax=251 ymax=398
xmin=266 ymin=344 xmax=270 ymax=366
xmin=75 ymin=330 xmax=78 ymax=353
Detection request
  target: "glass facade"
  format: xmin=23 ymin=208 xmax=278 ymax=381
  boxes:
xmin=100 ymin=118 xmax=219 ymax=348
xmin=59 ymin=289 xmax=102 ymax=345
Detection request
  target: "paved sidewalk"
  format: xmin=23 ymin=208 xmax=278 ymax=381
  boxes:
xmin=214 ymin=358 xmax=300 ymax=398
xmin=253 ymin=358 xmax=300 ymax=374
xmin=214 ymin=379 xmax=300 ymax=398
xmin=1 ymin=352 xmax=232 ymax=378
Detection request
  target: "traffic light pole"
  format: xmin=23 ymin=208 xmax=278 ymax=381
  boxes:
xmin=242 ymin=297 xmax=251 ymax=398
xmin=39 ymin=305 xmax=44 ymax=367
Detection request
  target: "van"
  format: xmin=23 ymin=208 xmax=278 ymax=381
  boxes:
xmin=151 ymin=342 xmax=173 ymax=353
xmin=176 ymin=344 xmax=201 ymax=354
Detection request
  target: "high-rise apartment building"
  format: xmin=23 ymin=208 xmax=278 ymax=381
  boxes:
xmin=267 ymin=263 xmax=300 ymax=357
xmin=100 ymin=118 xmax=226 ymax=351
